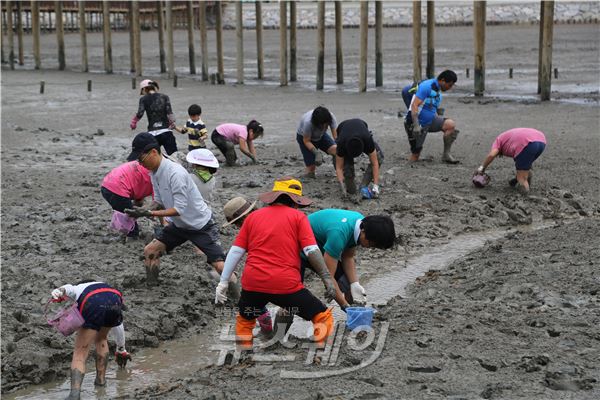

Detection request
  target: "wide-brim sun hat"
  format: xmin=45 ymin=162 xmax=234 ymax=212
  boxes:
xmin=222 ymin=197 xmax=257 ymax=227
xmin=186 ymin=149 xmax=219 ymax=169
xmin=258 ymin=176 xmax=313 ymax=207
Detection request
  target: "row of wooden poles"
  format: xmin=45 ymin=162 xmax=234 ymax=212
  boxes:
xmin=2 ymin=1 xmax=557 ymax=100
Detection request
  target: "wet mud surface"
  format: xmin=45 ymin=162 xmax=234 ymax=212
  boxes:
xmin=2 ymin=23 xmax=600 ymax=399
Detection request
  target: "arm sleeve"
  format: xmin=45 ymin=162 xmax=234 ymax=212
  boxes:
xmin=136 ymin=98 xmax=145 ymax=119
xmin=322 ymin=229 xmax=346 ymax=260
xmin=415 ymin=83 xmax=430 ymax=101
xmin=111 ymin=323 xmax=126 ymax=350
xmin=220 ymin=245 xmax=247 ymax=283
xmin=151 ymin=176 xmax=161 ymax=205
xmin=61 ymin=284 xmax=77 ymax=301
xmin=491 ymin=135 xmax=502 ymax=152
xmin=363 ymin=135 xmax=376 ymax=154
xmin=297 ymin=214 xmax=318 ymax=249
xmin=170 ymin=172 xmax=190 ymax=216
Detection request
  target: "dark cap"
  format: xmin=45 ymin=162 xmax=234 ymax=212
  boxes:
xmin=127 ymin=132 xmax=159 ymax=161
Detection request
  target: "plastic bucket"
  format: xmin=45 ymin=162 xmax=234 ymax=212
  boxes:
xmin=345 ymin=307 xmax=375 ymax=330
xmin=472 ymin=173 xmax=491 ymax=188
xmin=110 ymin=211 xmax=136 ymax=235
xmin=45 ymin=300 xmax=85 ymax=336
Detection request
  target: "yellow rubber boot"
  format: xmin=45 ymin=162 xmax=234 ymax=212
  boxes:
xmin=311 ymin=308 xmax=334 ymax=347
xmin=235 ymin=314 xmax=256 ymax=350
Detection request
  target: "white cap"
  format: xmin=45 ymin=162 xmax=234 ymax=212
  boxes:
xmin=186 ymin=149 xmax=219 ymax=169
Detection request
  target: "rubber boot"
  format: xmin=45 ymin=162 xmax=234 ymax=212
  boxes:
xmin=66 ymin=369 xmax=84 ymax=400
xmin=145 ymin=264 xmax=159 ymax=287
xmin=311 ymin=308 xmax=334 ymax=347
xmin=442 ymin=130 xmax=460 ymax=164
xmin=273 ymin=309 xmax=294 ymax=338
xmin=235 ymin=314 xmax=256 ymax=350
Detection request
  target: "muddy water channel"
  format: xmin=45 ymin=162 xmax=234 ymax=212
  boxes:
xmin=5 ymin=221 xmax=561 ymax=400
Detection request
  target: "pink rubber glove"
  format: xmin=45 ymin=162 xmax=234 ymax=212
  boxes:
xmin=130 ymin=116 xmax=140 ymax=130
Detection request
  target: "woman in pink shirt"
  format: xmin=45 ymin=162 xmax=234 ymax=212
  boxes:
xmin=475 ymin=128 xmax=547 ymax=193
xmin=101 ymin=161 xmax=153 ymax=237
xmin=210 ymin=120 xmax=264 ymax=166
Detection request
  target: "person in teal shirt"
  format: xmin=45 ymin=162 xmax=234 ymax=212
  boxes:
xmin=303 ymin=209 xmax=396 ymax=309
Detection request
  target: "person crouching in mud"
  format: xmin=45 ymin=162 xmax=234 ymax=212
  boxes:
xmin=130 ymin=79 xmax=178 ymax=156
xmin=474 ymin=127 xmax=547 ymax=194
xmin=123 ymin=133 xmax=235 ymax=289
xmin=50 ymin=280 xmax=126 ymax=400
xmin=334 ymin=118 xmax=384 ymax=201
xmin=296 ymin=106 xmax=338 ymax=178
xmin=222 ymin=196 xmax=273 ymax=335
xmin=401 ymin=70 xmax=459 ymax=163
xmin=210 ymin=120 xmax=264 ymax=166
xmin=215 ymin=177 xmax=337 ymax=351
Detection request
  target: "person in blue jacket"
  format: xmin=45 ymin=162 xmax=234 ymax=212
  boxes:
xmin=401 ymin=70 xmax=459 ymax=163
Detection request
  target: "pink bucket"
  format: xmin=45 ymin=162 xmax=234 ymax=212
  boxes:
xmin=110 ymin=211 xmax=136 ymax=235
xmin=45 ymin=300 xmax=85 ymax=336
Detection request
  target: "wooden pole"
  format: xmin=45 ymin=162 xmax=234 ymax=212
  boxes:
xmin=540 ymin=1 xmax=554 ymax=101
xmin=290 ymin=1 xmax=297 ymax=81
xmin=279 ymin=1 xmax=287 ymax=86
xmin=32 ymin=1 xmax=41 ymax=69
xmin=132 ymin=0 xmax=142 ymax=76
xmin=474 ymin=1 xmax=486 ymax=96
xmin=375 ymin=1 xmax=383 ymax=87
xmin=166 ymin=0 xmax=174 ymax=79
xmin=186 ymin=1 xmax=196 ymax=74
xmin=157 ymin=1 xmax=166 ymax=73
xmin=426 ymin=0 xmax=435 ymax=78
xmin=102 ymin=0 xmax=112 ymax=73
xmin=316 ymin=1 xmax=325 ymax=90
xmin=255 ymin=1 xmax=264 ymax=79
xmin=412 ymin=1 xmax=422 ymax=83
xmin=1 ymin=4 xmax=5 ymax=64
xmin=335 ymin=1 xmax=343 ymax=84
xmin=16 ymin=1 xmax=23 ymax=65
xmin=7 ymin=1 xmax=15 ymax=70
xmin=359 ymin=1 xmax=368 ymax=92
xmin=128 ymin=2 xmax=134 ymax=72
xmin=215 ymin=1 xmax=224 ymax=84
xmin=199 ymin=0 xmax=208 ymax=80
xmin=236 ymin=1 xmax=243 ymax=83
xmin=537 ymin=2 xmax=545 ymax=94
xmin=56 ymin=1 xmax=65 ymax=70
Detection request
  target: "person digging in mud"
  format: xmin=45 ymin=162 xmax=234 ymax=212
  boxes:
xmin=174 ymin=103 xmax=209 ymax=151
xmin=334 ymin=118 xmax=384 ymax=201
xmin=186 ymin=148 xmax=220 ymax=204
xmin=274 ymin=209 xmax=396 ymax=336
xmin=401 ymin=70 xmax=460 ymax=163
xmin=222 ymin=196 xmax=273 ymax=335
xmin=123 ymin=133 xmax=235 ymax=289
xmin=215 ymin=177 xmax=337 ymax=351
xmin=296 ymin=106 xmax=338 ymax=178
xmin=210 ymin=120 xmax=264 ymax=166
xmin=50 ymin=280 xmax=125 ymax=399
xmin=101 ymin=160 xmax=153 ymax=238
xmin=130 ymin=79 xmax=178 ymax=156
xmin=474 ymin=127 xmax=547 ymax=194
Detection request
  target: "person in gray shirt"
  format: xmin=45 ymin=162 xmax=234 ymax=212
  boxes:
xmin=295 ymin=106 xmax=338 ymax=178
xmin=124 ymin=133 xmax=228 ymax=286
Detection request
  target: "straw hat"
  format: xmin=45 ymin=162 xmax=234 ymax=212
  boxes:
xmin=222 ymin=197 xmax=257 ymax=227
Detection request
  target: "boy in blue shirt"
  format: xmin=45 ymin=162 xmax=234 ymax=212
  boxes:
xmin=401 ymin=70 xmax=459 ymax=163
xmin=176 ymin=104 xmax=208 ymax=151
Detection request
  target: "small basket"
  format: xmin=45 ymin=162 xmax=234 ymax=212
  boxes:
xmin=110 ymin=211 xmax=136 ymax=235
xmin=472 ymin=173 xmax=491 ymax=188
xmin=45 ymin=299 xmax=85 ymax=336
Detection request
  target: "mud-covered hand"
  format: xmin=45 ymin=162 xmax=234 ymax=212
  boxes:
xmin=324 ymin=278 xmax=337 ymax=303
xmin=51 ymin=287 xmax=66 ymax=301
xmin=338 ymin=181 xmax=348 ymax=200
xmin=350 ymin=282 xmax=367 ymax=304
xmin=371 ymin=184 xmax=380 ymax=198
xmin=124 ymin=206 xmax=153 ymax=219
xmin=215 ymin=282 xmax=229 ymax=304
xmin=311 ymin=148 xmax=323 ymax=166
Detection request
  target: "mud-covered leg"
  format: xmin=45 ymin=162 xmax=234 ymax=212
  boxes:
xmin=343 ymin=157 xmax=357 ymax=195
xmin=67 ymin=328 xmax=96 ymax=400
xmin=361 ymin=144 xmax=384 ymax=187
xmin=94 ymin=327 xmax=111 ymax=387
xmin=144 ymin=239 xmax=166 ymax=286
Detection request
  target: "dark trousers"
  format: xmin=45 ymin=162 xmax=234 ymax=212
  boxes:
xmin=343 ymin=142 xmax=384 ymax=194
xmin=211 ymin=130 xmax=237 ymax=166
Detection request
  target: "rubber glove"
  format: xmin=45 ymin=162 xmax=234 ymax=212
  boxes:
xmin=130 ymin=116 xmax=139 ymax=130
xmin=476 ymin=165 xmax=485 ymax=175
xmin=350 ymin=282 xmax=367 ymax=304
xmin=371 ymin=184 xmax=380 ymax=198
xmin=124 ymin=206 xmax=153 ymax=219
xmin=311 ymin=147 xmax=323 ymax=166
xmin=215 ymin=282 xmax=229 ymax=304
xmin=51 ymin=287 xmax=65 ymax=300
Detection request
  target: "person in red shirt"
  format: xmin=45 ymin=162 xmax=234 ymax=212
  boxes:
xmin=215 ymin=177 xmax=336 ymax=350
